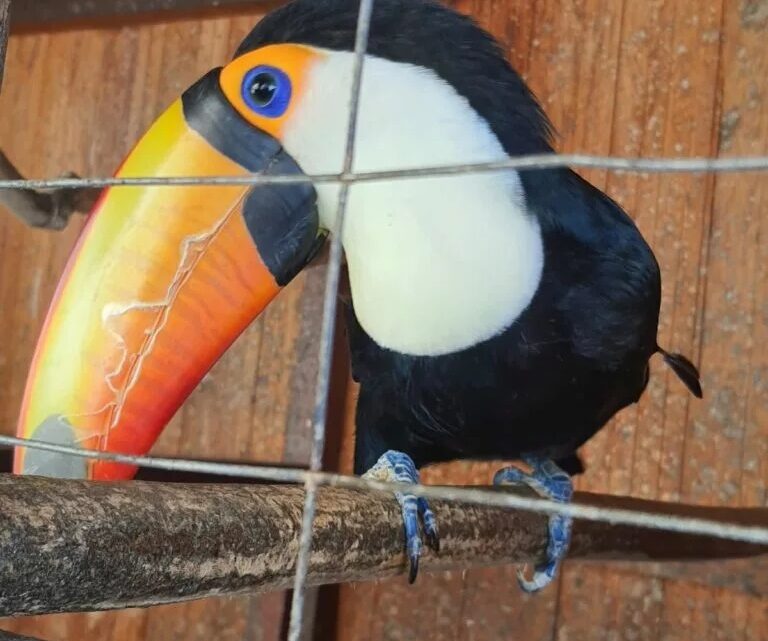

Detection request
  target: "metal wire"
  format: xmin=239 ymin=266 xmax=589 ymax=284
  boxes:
xmin=2 ymin=433 xmax=768 ymax=545
xmin=3 ymin=3 xmax=768 ymax=634
xmin=285 ymin=1 xmax=376 ymax=638
xmin=2 ymin=154 xmax=768 ymax=193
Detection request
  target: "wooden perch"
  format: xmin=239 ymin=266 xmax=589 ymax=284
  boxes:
xmin=0 ymin=3 xmax=98 ymax=229
xmin=0 ymin=0 xmax=9 ymax=88
xmin=0 ymin=474 xmax=766 ymax=617
xmin=0 ymin=150 xmax=100 ymax=229
xmin=0 ymin=631 xmax=43 ymax=641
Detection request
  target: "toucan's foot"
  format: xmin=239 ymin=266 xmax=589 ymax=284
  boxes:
xmin=363 ymin=450 xmax=439 ymax=583
xmin=493 ymin=457 xmax=573 ymax=593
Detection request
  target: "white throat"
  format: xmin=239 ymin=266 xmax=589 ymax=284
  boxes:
xmin=282 ymin=49 xmax=544 ymax=356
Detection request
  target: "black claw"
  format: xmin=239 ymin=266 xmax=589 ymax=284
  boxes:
xmin=408 ymin=554 xmax=419 ymax=584
xmin=426 ymin=531 xmax=440 ymax=553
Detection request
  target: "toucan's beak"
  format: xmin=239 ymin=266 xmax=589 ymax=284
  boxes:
xmin=14 ymin=69 xmax=322 ymax=480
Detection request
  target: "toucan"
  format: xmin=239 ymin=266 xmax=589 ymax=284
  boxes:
xmin=13 ymin=0 xmax=702 ymax=592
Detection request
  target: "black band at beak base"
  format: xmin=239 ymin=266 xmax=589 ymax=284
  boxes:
xmin=182 ymin=69 xmax=324 ymax=286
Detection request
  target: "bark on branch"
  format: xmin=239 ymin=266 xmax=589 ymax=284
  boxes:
xmin=0 ymin=150 xmax=100 ymax=229
xmin=0 ymin=474 xmax=766 ymax=617
xmin=0 ymin=6 xmax=100 ymax=229
xmin=0 ymin=0 xmax=9 ymax=88
xmin=0 ymin=631 xmax=45 ymax=641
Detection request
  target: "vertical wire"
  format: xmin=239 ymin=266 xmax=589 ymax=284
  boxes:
xmin=285 ymin=1 xmax=376 ymax=639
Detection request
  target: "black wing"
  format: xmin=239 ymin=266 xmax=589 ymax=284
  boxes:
xmin=523 ymin=168 xmax=662 ymax=369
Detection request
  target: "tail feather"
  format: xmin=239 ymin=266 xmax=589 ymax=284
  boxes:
xmin=658 ymin=347 xmax=703 ymax=398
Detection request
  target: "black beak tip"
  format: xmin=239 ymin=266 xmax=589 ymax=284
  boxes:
xmin=408 ymin=554 xmax=419 ymax=584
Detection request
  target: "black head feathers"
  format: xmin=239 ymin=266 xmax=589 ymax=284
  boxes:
xmin=236 ymin=0 xmax=554 ymax=154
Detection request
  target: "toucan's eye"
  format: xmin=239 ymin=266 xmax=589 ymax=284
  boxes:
xmin=241 ymin=66 xmax=291 ymax=118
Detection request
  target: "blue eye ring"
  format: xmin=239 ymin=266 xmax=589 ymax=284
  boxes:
xmin=241 ymin=65 xmax=291 ymax=118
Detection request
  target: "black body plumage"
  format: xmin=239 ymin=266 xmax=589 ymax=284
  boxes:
xmin=239 ymin=0 xmax=702 ymax=475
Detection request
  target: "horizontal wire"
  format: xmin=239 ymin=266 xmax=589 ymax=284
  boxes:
xmin=4 ymin=433 xmax=768 ymax=546
xmin=3 ymin=5 xmax=764 ymax=619
xmin=2 ymin=154 xmax=768 ymax=192
xmin=3 ymin=132 xmax=768 ymax=562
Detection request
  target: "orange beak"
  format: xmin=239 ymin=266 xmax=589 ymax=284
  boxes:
xmin=14 ymin=69 xmax=323 ymax=480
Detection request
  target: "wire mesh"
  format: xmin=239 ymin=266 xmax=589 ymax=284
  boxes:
xmin=285 ymin=1 xmax=376 ymax=637
xmin=2 ymin=0 xmax=768 ymax=634
xmin=2 ymin=432 xmax=767 ymax=546
xmin=3 ymin=154 xmax=768 ymax=193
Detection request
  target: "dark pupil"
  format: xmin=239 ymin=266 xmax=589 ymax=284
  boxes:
xmin=249 ymin=73 xmax=277 ymax=107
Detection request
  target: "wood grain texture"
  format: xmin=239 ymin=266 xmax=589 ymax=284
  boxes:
xmin=553 ymin=0 xmax=724 ymax=636
xmin=0 ymin=1 xmax=766 ymax=640
xmin=0 ymin=9 xmax=324 ymax=641
xmin=0 ymin=148 xmax=100 ymax=229
xmin=7 ymin=476 xmax=763 ymax=618
xmin=10 ymin=0 xmax=275 ymax=26
xmin=611 ymin=556 xmax=768 ymax=598
xmin=0 ymin=630 xmax=49 ymax=641
xmin=688 ymin=0 xmax=768 ymax=511
xmin=0 ymin=0 xmax=8 ymax=88
xmin=334 ymin=1 xmax=768 ymax=641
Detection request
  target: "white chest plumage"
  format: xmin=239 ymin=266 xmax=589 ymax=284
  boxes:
xmin=282 ymin=49 xmax=544 ymax=356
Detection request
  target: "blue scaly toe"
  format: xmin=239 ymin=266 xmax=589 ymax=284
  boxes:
xmin=493 ymin=456 xmax=573 ymax=593
xmin=363 ymin=450 xmax=439 ymax=582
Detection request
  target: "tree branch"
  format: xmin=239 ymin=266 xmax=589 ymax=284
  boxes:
xmin=0 ymin=474 xmax=765 ymax=617
xmin=0 ymin=150 xmax=100 ymax=229
xmin=0 ymin=4 xmax=99 ymax=230
xmin=611 ymin=556 xmax=768 ymax=598
xmin=0 ymin=0 xmax=9 ymax=88
xmin=0 ymin=631 xmax=46 ymax=641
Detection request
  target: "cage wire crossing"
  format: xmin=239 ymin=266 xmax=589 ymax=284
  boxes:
xmin=1 ymin=0 xmax=768 ymax=637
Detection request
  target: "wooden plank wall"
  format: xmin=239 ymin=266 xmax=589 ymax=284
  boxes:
xmin=333 ymin=1 xmax=768 ymax=640
xmin=0 ymin=4 xmax=328 ymax=640
xmin=0 ymin=1 xmax=766 ymax=640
